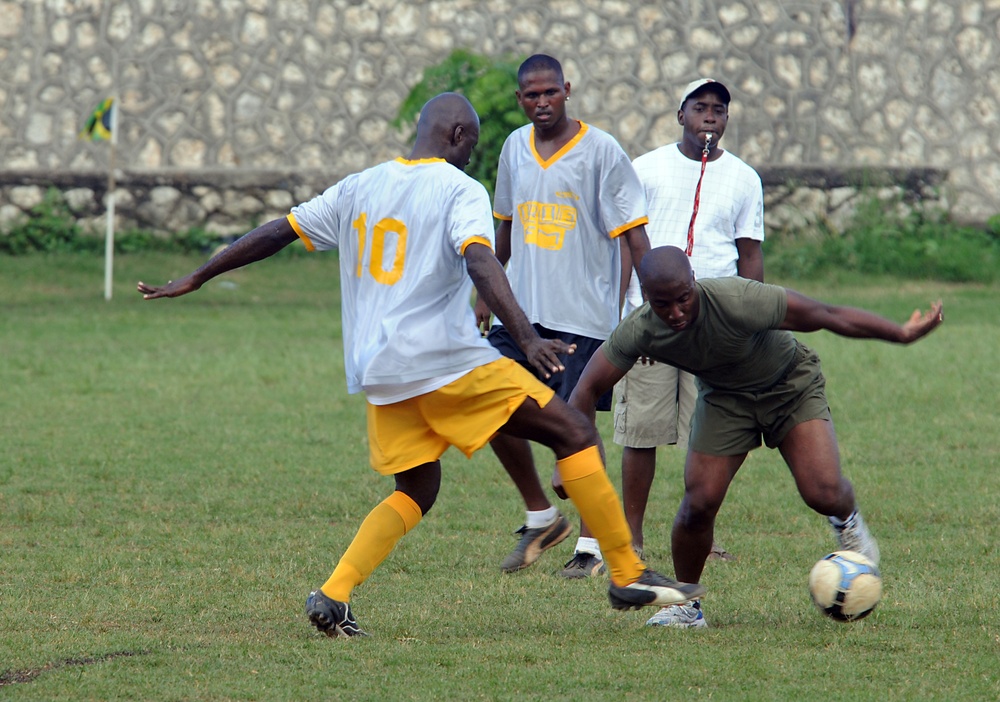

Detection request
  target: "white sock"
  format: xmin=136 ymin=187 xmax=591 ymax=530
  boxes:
xmin=574 ymin=537 xmax=602 ymax=557
xmin=525 ymin=506 xmax=558 ymax=529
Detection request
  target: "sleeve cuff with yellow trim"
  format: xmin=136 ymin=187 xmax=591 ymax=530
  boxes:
xmin=492 ymin=212 xmax=513 ymax=221
xmin=286 ymin=213 xmax=315 ymax=252
xmin=608 ymin=216 xmax=649 ymax=239
xmin=460 ymin=236 xmax=493 ymax=255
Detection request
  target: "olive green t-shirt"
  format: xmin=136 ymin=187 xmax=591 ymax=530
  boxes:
xmin=603 ymin=277 xmax=797 ymax=393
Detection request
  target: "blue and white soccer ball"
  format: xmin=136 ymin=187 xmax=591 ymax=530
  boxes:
xmin=809 ymin=550 xmax=882 ymax=621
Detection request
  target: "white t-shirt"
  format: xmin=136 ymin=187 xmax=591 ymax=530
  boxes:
xmin=493 ymin=122 xmax=649 ymax=339
xmin=289 ymin=157 xmax=501 ymax=402
xmin=624 ymin=144 xmax=764 ymax=314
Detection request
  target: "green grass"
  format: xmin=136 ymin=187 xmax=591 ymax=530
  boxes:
xmin=1 ymin=254 xmax=997 ymax=700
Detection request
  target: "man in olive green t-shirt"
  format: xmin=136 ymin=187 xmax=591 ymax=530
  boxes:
xmin=567 ymin=246 xmax=944 ymax=628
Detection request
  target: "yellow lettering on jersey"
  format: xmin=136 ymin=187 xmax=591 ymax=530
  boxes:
xmin=518 ymin=201 xmax=578 ymax=251
xmin=554 ymin=191 xmax=579 ymax=201
xmin=353 ymin=213 xmax=407 ymax=285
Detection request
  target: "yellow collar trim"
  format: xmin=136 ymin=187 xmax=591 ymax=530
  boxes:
xmin=530 ymin=121 xmax=589 ymax=169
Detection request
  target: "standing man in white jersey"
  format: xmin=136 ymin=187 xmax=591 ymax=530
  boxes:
xmin=137 ymin=93 xmax=701 ymax=637
xmin=474 ymin=54 xmax=652 ymax=578
xmin=608 ymin=80 xmax=766 ymax=603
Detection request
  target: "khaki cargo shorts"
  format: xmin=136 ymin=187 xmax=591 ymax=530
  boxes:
xmin=612 ymin=361 xmax=697 ymax=449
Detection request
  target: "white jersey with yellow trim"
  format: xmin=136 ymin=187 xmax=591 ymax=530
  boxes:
xmin=289 ymin=157 xmax=501 ymax=398
xmin=493 ymin=122 xmax=648 ymax=339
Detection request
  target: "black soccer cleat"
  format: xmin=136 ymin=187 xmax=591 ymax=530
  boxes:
xmin=607 ymin=568 xmax=706 ymax=611
xmin=306 ymin=590 xmax=368 ymax=638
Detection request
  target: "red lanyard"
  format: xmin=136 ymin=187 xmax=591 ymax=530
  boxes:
xmin=685 ymin=140 xmax=711 ymax=256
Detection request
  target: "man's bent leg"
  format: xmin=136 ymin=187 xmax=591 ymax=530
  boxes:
xmin=779 ymin=418 xmax=854 ymax=519
xmin=489 ymin=433 xmax=551 ymax=511
xmin=671 ymin=451 xmax=744 ymax=583
xmin=306 ymin=468 xmax=432 ymax=638
xmin=621 ymin=446 xmax=657 ymax=551
xmin=320 ymin=464 xmax=435 ymax=602
xmin=779 ymin=418 xmax=879 ymax=564
xmin=558 ymin=445 xmax=642 ymax=586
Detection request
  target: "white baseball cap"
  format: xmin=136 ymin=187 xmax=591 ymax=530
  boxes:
xmin=678 ymin=78 xmax=732 ymax=111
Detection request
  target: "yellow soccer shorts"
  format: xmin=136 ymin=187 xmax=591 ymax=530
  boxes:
xmin=366 ymin=357 xmax=556 ymax=475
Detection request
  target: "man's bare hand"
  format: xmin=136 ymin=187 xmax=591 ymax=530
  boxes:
xmin=523 ymin=338 xmax=576 ymax=379
xmin=137 ymin=276 xmax=201 ymax=300
xmin=900 ymin=300 xmax=943 ymax=343
xmin=474 ymin=296 xmax=492 ymax=336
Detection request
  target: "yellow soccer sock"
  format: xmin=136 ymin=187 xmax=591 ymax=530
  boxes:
xmin=320 ymin=491 xmax=423 ymax=602
xmin=558 ymin=446 xmax=644 ymax=586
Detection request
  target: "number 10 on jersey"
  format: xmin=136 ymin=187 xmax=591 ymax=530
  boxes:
xmin=352 ymin=213 xmax=407 ymax=285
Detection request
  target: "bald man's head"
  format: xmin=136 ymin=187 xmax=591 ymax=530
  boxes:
xmin=411 ymin=92 xmax=480 ymax=170
xmin=640 ymin=246 xmax=701 ymax=331
xmin=640 ymin=246 xmax=694 ymax=289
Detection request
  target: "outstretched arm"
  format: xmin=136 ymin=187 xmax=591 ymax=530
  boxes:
xmin=780 ymin=289 xmax=943 ymax=344
xmin=465 ymin=242 xmax=573 ymax=378
xmin=138 ymin=217 xmax=299 ymax=299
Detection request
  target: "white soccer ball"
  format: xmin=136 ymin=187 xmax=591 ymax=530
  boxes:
xmin=808 ymin=550 xmax=882 ymax=622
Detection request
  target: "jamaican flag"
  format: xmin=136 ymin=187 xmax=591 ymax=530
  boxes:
xmin=80 ymin=98 xmax=114 ymax=141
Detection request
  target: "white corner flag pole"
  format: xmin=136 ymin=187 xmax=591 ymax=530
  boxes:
xmin=103 ymin=97 xmax=118 ymax=302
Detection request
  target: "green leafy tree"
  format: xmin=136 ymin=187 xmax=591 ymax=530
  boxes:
xmin=394 ymin=49 xmax=527 ymax=198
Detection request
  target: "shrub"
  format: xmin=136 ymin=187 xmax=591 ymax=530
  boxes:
xmin=0 ymin=188 xmax=230 ymax=256
xmin=393 ymin=49 xmax=527 ymax=198
xmin=764 ymin=193 xmax=1000 ymax=283
xmin=1 ymin=188 xmax=83 ymax=254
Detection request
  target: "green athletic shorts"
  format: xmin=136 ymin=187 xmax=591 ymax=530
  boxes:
xmin=689 ymin=341 xmax=832 ymax=456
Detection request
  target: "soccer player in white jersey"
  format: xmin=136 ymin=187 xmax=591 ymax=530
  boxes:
xmin=607 ymin=80 xmax=767 ymax=612
xmin=473 ymin=54 xmax=651 ymax=578
xmin=137 ymin=92 xmax=702 ymax=637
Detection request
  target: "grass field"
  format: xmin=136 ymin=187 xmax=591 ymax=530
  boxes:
xmin=1 ymin=253 xmax=998 ymax=701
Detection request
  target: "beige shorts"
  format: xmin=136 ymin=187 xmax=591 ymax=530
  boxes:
xmin=612 ymin=361 xmax=697 ymax=450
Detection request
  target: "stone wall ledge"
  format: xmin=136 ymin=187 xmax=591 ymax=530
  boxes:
xmin=757 ymin=166 xmax=947 ymax=196
xmin=0 ymin=165 xmax=952 ymax=237
xmin=0 ymin=165 xmax=949 ymax=192
xmin=0 ymin=168 xmax=336 ymax=193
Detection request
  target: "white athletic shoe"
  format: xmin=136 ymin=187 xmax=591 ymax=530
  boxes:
xmin=645 ymin=600 xmax=708 ymax=629
xmin=830 ymin=510 xmax=880 ymax=566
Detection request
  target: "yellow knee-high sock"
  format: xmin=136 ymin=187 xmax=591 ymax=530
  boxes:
xmin=558 ymin=445 xmax=644 ymax=586
xmin=321 ymin=491 xmax=423 ymax=602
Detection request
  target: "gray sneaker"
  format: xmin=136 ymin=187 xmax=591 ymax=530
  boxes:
xmin=560 ymin=551 xmax=606 ymax=579
xmin=500 ymin=513 xmax=572 ymax=573
xmin=645 ymin=600 xmax=708 ymax=628
xmin=830 ymin=510 xmax=880 ymax=566
xmin=305 ymin=590 xmax=368 ymax=638
xmin=708 ymin=542 xmax=736 ymax=561
xmin=607 ymin=568 xmax=705 ymax=610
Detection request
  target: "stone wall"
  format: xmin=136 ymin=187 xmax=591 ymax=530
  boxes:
xmin=0 ymin=0 xmax=994 ymax=234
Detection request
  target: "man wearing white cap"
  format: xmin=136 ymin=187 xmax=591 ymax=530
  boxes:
xmin=612 ymin=78 xmax=765 ymax=626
